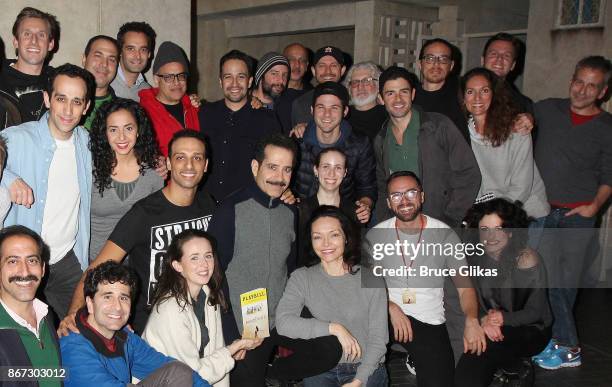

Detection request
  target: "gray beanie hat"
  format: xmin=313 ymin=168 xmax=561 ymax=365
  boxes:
xmin=254 ymin=52 xmax=289 ymax=85
xmin=153 ymin=41 xmax=189 ymax=74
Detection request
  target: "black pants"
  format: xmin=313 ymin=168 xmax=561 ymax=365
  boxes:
xmin=398 ymin=316 xmax=455 ymax=387
xmin=230 ymin=328 xmax=342 ymax=387
xmin=454 ymin=325 xmax=551 ymax=387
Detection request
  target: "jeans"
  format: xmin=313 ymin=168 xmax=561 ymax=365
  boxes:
xmin=43 ymin=249 xmax=83 ymax=320
xmin=304 ymin=363 xmax=388 ymax=387
xmin=539 ymin=208 xmax=596 ymax=347
xmin=527 ymin=215 xmax=547 ymax=251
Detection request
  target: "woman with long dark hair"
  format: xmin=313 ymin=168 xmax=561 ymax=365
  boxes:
xmin=460 ymin=68 xmax=549 ymax=220
xmin=298 ymin=147 xmax=364 ymax=266
xmin=454 ymin=199 xmax=552 ymax=387
xmin=276 ymin=206 xmax=388 ymax=387
xmin=89 ymin=98 xmax=163 ymax=260
xmin=143 ymin=229 xmax=261 ymax=387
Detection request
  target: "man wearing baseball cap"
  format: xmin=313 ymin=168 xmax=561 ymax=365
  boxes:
xmin=139 ymin=41 xmax=199 ymax=156
xmin=293 ymin=81 xmax=376 ymax=224
xmin=290 ymin=46 xmax=347 ymax=130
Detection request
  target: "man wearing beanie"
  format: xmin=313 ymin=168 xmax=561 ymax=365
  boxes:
xmin=293 ymin=81 xmax=376 ymax=223
xmin=251 ymin=51 xmax=299 ymax=134
xmin=290 ymin=46 xmax=347 ymax=131
xmin=139 ymin=41 xmax=199 ymax=156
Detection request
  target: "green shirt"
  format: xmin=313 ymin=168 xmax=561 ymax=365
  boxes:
xmin=0 ymin=303 xmax=61 ymax=387
xmin=386 ymin=109 xmax=420 ymax=176
xmin=83 ymin=92 xmax=114 ymax=130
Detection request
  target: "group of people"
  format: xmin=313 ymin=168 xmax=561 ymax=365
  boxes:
xmin=0 ymin=5 xmax=610 ymax=387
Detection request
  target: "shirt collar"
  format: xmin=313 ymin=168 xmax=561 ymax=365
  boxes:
xmin=117 ymin=64 xmax=146 ymax=88
xmin=0 ymin=297 xmax=48 ymax=338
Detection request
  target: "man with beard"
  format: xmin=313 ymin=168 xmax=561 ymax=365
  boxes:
xmin=58 ymin=130 xmax=216 ymax=335
xmin=139 ymin=41 xmax=200 ymax=157
xmin=365 ymin=171 xmax=485 ymax=386
xmin=413 ymin=38 xmax=469 ymax=143
xmin=0 ymin=226 xmax=62 ymax=386
xmin=0 ymin=7 xmax=58 ymax=127
xmin=81 ymin=35 xmax=119 ymax=130
xmin=252 ymin=52 xmax=290 ymax=110
xmin=291 ymin=46 xmax=347 ymax=130
xmin=294 ymin=82 xmax=375 ymax=224
xmin=209 ymin=133 xmax=342 ymax=385
xmin=283 ymin=43 xmax=312 ymax=92
xmin=110 ymin=21 xmax=156 ymax=102
xmin=374 ymin=66 xmax=480 ymax=227
xmin=343 ymin=61 xmax=387 ymax=141
xmin=532 ymin=56 xmax=612 ymax=370
xmin=251 ymin=52 xmax=296 ymax=133
xmin=200 ymin=50 xmax=280 ymax=203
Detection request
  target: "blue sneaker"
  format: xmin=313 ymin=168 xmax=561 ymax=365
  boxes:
xmin=535 ymin=347 xmax=582 ymax=370
xmin=531 ymin=339 xmax=557 ymax=362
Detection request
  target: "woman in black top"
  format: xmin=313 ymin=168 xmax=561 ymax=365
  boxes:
xmin=298 ymin=148 xmax=363 ymax=267
xmin=455 ymin=198 xmax=552 ymax=387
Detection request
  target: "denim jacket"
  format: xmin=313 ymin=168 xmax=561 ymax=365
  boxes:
xmin=1 ymin=113 xmax=92 ymax=270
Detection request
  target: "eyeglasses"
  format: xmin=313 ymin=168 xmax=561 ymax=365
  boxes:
xmin=156 ymin=72 xmax=188 ymax=84
xmin=349 ymin=77 xmax=378 ymax=88
xmin=421 ymin=55 xmax=452 ymax=65
xmin=389 ymin=189 xmax=420 ymax=203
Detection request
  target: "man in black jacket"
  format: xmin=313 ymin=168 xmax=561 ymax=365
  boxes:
xmin=200 ymin=49 xmax=281 ymax=203
xmin=294 ymin=82 xmax=376 ymax=223
xmin=374 ymin=66 xmax=480 ymax=227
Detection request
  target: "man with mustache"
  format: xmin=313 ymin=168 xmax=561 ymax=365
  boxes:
xmin=0 ymin=7 xmax=58 ymax=127
xmin=81 ymin=35 xmax=119 ymax=130
xmin=1 ymin=64 xmax=94 ymax=322
xmin=209 ymin=133 xmax=341 ymax=386
xmin=201 ymin=50 xmax=280 ymax=204
xmin=343 ymin=61 xmax=388 ymax=141
xmin=0 ymin=226 xmax=62 ymax=387
xmin=251 ymin=52 xmax=297 ymax=134
xmin=110 ymin=21 xmax=156 ymax=102
xmin=365 ymin=171 xmax=485 ymax=387
xmin=251 ymin=52 xmax=290 ymax=110
xmin=58 ymin=130 xmax=215 ymax=336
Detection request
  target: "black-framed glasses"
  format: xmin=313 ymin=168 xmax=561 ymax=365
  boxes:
xmin=156 ymin=72 xmax=188 ymax=84
xmin=389 ymin=189 xmax=420 ymax=203
xmin=349 ymin=77 xmax=378 ymax=87
xmin=422 ymin=54 xmax=452 ymax=65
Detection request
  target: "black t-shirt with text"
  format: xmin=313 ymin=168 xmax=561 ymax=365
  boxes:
xmin=109 ymin=189 xmax=215 ymax=332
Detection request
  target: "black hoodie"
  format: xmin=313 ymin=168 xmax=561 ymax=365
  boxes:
xmin=0 ymin=59 xmax=52 ymax=123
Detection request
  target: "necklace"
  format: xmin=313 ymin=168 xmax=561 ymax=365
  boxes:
xmin=394 ymin=213 xmax=425 ymax=269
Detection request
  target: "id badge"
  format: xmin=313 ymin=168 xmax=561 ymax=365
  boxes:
xmin=402 ymin=288 xmax=416 ymax=304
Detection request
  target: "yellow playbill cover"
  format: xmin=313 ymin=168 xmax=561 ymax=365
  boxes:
xmin=240 ymin=288 xmax=270 ymax=339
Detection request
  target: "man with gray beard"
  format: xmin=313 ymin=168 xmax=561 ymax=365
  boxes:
xmin=344 ymin=62 xmax=388 ymax=141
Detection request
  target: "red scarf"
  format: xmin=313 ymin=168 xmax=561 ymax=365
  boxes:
xmin=139 ymin=88 xmax=200 ymax=156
